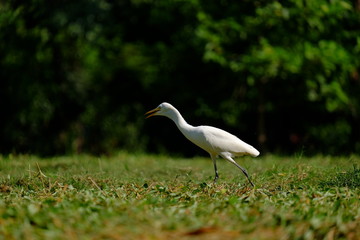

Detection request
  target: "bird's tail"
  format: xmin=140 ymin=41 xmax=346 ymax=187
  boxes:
xmin=249 ymin=146 xmax=260 ymax=157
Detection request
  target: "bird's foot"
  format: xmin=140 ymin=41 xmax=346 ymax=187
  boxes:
xmin=213 ymin=175 xmax=219 ymax=183
xmin=248 ymin=179 xmax=255 ymax=187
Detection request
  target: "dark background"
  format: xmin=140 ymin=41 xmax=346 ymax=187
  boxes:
xmin=1 ymin=0 xmax=359 ymax=156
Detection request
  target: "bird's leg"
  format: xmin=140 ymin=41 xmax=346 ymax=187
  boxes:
xmin=237 ymin=164 xmax=255 ymax=187
xmin=213 ymin=166 xmax=219 ymax=183
xmin=221 ymin=155 xmax=255 ymax=187
xmin=211 ymin=155 xmax=219 ymax=183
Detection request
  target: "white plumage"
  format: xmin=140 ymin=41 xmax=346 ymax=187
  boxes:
xmin=145 ymin=102 xmax=260 ymax=186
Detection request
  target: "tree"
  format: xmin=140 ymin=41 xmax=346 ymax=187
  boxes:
xmin=0 ymin=0 xmax=359 ymax=155
xmin=195 ymin=0 xmax=360 ymax=154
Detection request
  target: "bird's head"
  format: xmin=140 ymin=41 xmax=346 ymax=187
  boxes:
xmin=145 ymin=102 xmax=174 ymax=118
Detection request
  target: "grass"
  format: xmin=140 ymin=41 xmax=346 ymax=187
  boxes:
xmin=0 ymin=153 xmax=359 ymax=240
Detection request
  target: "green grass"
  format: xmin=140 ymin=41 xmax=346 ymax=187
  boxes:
xmin=0 ymin=153 xmax=359 ymax=240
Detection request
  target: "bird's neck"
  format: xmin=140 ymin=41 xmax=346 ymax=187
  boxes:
xmin=167 ymin=108 xmax=194 ymax=134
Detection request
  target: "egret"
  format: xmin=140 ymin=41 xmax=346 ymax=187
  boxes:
xmin=145 ymin=102 xmax=260 ymax=186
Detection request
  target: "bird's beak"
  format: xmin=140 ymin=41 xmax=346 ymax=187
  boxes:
xmin=145 ymin=107 xmax=160 ymax=118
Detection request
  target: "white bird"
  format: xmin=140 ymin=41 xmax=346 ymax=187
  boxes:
xmin=145 ymin=102 xmax=260 ymax=186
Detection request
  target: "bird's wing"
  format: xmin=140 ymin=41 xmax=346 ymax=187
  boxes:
xmin=200 ymin=126 xmax=259 ymax=157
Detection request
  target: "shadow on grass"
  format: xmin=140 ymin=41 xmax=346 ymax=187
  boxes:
xmin=319 ymin=164 xmax=360 ymax=189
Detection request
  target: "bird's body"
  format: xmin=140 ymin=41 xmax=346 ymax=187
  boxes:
xmin=145 ymin=102 xmax=259 ymax=186
xmin=185 ymin=125 xmax=259 ymax=158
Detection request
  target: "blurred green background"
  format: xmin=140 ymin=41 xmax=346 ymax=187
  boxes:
xmin=0 ymin=0 xmax=359 ymax=156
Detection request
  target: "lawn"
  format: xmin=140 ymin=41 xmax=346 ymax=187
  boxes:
xmin=0 ymin=153 xmax=359 ymax=239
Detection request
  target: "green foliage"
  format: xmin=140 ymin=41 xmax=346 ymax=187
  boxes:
xmin=196 ymin=0 xmax=360 ymax=154
xmin=0 ymin=0 xmax=359 ymax=155
xmin=0 ymin=154 xmax=359 ymax=239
